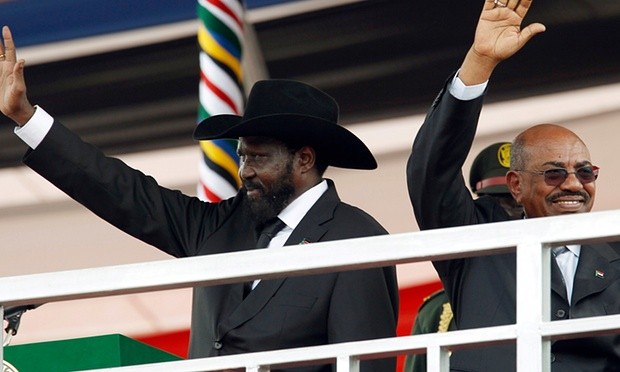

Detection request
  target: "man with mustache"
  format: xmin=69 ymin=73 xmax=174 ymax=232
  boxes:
xmin=405 ymin=142 xmax=523 ymax=372
xmin=0 ymin=26 xmax=398 ymax=371
xmin=407 ymin=0 xmax=620 ymax=371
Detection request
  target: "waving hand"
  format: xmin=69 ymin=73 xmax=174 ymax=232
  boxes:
xmin=459 ymin=0 xmax=546 ymax=85
xmin=0 ymin=26 xmax=35 ymax=126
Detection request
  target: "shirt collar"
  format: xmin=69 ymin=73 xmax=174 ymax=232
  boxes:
xmin=278 ymin=180 xmax=328 ymax=230
xmin=565 ymin=244 xmax=581 ymax=258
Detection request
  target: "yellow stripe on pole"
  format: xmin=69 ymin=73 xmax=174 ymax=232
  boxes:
xmin=198 ymin=24 xmax=243 ymax=80
xmin=200 ymin=140 xmax=241 ymax=186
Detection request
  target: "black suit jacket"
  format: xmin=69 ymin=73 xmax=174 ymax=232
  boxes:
xmin=407 ymin=77 xmax=620 ymax=372
xmin=24 ymin=121 xmax=399 ymax=372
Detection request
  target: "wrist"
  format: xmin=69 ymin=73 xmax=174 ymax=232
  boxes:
xmin=12 ymin=104 xmax=36 ymax=127
xmin=458 ymin=48 xmax=499 ymax=86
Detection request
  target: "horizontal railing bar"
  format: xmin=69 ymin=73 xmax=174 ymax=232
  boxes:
xmin=540 ymin=313 xmax=620 ymax=340
xmin=0 ymin=309 xmax=606 ymax=372
xmin=1 ymin=210 xmax=619 ymax=306
xmin=83 ymin=325 xmax=519 ymax=372
xmin=81 ymin=314 xmax=620 ymax=372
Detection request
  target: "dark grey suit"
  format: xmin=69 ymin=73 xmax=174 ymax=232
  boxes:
xmin=24 ymin=121 xmax=399 ymax=372
xmin=407 ymin=77 xmax=620 ymax=372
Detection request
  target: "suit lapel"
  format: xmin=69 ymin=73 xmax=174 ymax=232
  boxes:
xmin=217 ymin=278 xmax=287 ymax=339
xmin=281 ymin=179 xmax=338 ymax=247
xmin=216 ymin=180 xmax=339 ymax=339
xmin=571 ymin=243 xmax=620 ymax=305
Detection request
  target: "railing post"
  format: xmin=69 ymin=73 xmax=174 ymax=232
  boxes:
xmin=246 ymin=365 xmax=269 ymax=372
xmin=336 ymin=355 xmax=359 ymax=372
xmin=516 ymin=241 xmax=551 ymax=372
xmin=1 ymin=305 xmax=3 ymax=364
xmin=426 ymin=343 xmax=449 ymax=372
xmin=540 ymin=244 xmax=552 ymax=370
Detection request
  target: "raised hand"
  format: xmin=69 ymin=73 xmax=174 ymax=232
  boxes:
xmin=0 ymin=26 xmax=35 ymax=125
xmin=459 ymin=0 xmax=546 ymax=85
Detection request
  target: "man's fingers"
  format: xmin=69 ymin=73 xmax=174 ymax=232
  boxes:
xmin=520 ymin=22 xmax=546 ymax=46
xmin=0 ymin=26 xmax=5 ymax=60
xmin=514 ymin=0 xmax=535 ymax=19
xmin=484 ymin=0 xmax=498 ymax=11
xmin=2 ymin=26 xmax=17 ymax=62
xmin=14 ymin=59 xmax=25 ymax=77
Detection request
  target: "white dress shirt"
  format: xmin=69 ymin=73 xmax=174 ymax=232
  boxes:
xmin=249 ymin=176 xmax=328 ymax=290
xmin=266 ymin=179 xmax=328 ymax=249
xmin=449 ymin=72 xmax=488 ymax=101
xmin=14 ymin=106 xmax=54 ymax=149
xmin=553 ymin=245 xmax=581 ymax=303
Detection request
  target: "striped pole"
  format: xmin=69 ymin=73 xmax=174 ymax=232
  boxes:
xmin=196 ymin=0 xmax=244 ymax=202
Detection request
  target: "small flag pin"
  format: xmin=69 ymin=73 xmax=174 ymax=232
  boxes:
xmin=595 ymin=270 xmax=605 ymax=279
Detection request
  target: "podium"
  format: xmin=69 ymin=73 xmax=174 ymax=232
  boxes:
xmin=3 ymin=334 xmax=182 ymax=371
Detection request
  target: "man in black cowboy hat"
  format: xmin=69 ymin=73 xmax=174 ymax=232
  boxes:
xmin=0 ymin=26 xmax=398 ymax=371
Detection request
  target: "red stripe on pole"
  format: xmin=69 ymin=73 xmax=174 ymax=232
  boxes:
xmin=201 ymin=71 xmax=240 ymax=114
xmin=201 ymin=182 xmax=223 ymax=202
xmin=207 ymin=0 xmax=243 ymax=29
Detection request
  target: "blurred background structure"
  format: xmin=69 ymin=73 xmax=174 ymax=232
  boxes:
xmin=1 ymin=0 xmax=620 ymax=367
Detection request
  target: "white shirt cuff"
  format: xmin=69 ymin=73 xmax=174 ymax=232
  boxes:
xmin=449 ymin=72 xmax=488 ymax=101
xmin=14 ymin=106 xmax=54 ymax=149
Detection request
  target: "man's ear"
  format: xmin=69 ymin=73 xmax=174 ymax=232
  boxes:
xmin=506 ymin=171 xmax=522 ymax=203
xmin=296 ymin=146 xmax=316 ymax=173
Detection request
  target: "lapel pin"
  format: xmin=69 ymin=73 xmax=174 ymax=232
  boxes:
xmin=595 ymin=270 xmax=605 ymax=279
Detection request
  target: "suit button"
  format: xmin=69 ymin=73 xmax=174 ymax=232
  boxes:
xmin=214 ymin=341 xmax=223 ymax=350
xmin=555 ymin=309 xmax=566 ymax=318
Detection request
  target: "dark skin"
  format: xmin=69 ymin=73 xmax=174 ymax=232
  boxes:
xmin=506 ymin=124 xmax=595 ymax=218
xmin=238 ymin=136 xmax=323 ymax=221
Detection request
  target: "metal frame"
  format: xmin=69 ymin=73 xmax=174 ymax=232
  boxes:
xmin=2 ymin=209 xmax=620 ymax=371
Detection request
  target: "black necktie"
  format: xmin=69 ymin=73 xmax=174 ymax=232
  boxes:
xmin=243 ymin=218 xmax=287 ymax=298
xmin=256 ymin=218 xmax=287 ymax=248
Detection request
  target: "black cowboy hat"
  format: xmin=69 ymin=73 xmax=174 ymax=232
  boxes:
xmin=193 ymin=79 xmax=377 ymax=170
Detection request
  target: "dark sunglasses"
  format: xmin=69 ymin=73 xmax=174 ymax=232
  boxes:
xmin=517 ymin=166 xmax=599 ymax=186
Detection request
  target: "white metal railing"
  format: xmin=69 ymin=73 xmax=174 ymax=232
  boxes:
xmin=2 ymin=209 xmax=620 ymax=371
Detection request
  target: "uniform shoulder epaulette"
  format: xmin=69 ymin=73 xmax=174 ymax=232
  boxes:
xmin=437 ymin=302 xmax=453 ymax=333
xmin=421 ymin=289 xmax=446 ymax=304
